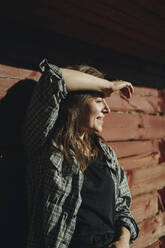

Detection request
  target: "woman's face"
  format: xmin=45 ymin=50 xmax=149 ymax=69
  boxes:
xmin=80 ymin=96 xmax=110 ymax=133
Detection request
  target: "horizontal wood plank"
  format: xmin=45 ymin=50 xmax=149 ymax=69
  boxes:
xmin=0 ymin=64 xmax=41 ymax=80
xmin=126 ymin=163 xmax=165 ymax=196
xmin=131 ymin=212 xmax=165 ymax=248
xmin=118 ymin=152 xmax=160 ymax=170
xmin=0 ymin=76 xmax=39 ymax=100
xmin=134 ymin=87 xmax=158 ymax=97
xmin=107 ymin=140 xmax=159 ymax=158
xmin=102 ymin=112 xmax=165 ymax=141
xmin=107 ymin=87 xmax=159 ymax=114
xmin=0 ymin=66 xmax=40 ymax=99
xmin=131 ymin=192 xmax=158 ymax=223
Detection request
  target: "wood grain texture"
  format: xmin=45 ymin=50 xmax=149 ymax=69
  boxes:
xmin=107 ymin=140 xmax=159 ymax=158
xmin=131 ymin=212 xmax=165 ymax=248
xmin=131 ymin=192 xmax=158 ymax=223
xmin=126 ymin=163 xmax=165 ymax=196
xmin=102 ymin=112 xmax=165 ymax=141
xmin=0 ymin=64 xmax=41 ymax=80
xmin=118 ymin=152 xmax=160 ymax=170
xmin=107 ymin=87 xmax=159 ymax=114
xmin=0 ymin=65 xmax=40 ymax=99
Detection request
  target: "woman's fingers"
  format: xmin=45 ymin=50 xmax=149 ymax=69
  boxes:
xmin=111 ymin=80 xmax=134 ymax=99
xmin=120 ymin=86 xmax=132 ymax=99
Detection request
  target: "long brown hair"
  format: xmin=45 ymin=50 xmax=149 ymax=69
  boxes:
xmin=53 ymin=65 xmax=105 ymax=171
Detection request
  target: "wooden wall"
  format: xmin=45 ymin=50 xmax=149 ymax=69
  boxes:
xmin=0 ymin=64 xmax=165 ymax=247
xmin=102 ymin=86 xmax=165 ymax=247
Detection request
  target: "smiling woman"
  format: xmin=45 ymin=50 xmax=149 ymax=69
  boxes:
xmin=22 ymin=59 xmax=139 ymax=248
xmin=80 ymin=96 xmax=110 ymax=133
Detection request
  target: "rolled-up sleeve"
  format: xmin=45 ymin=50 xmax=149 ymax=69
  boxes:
xmin=97 ymin=142 xmax=139 ymax=243
xmin=22 ymin=59 xmax=68 ymax=155
xmin=114 ymin=160 xmax=139 ymax=243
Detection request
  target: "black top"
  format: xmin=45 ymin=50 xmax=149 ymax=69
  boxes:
xmin=69 ymin=159 xmax=116 ymax=248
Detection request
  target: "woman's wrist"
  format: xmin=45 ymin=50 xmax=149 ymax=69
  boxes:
xmin=119 ymin=226 xmax=130 ymax=244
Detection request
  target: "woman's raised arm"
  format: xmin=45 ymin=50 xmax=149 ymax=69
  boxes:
xmin=60 ymin=68 xmax=134 ymax=99
xmin=22 ymin=59 xmax=134 ymax=156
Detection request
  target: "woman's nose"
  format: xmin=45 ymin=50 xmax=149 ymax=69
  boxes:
xmin=103 ymin=100 xmax=110 ymax=113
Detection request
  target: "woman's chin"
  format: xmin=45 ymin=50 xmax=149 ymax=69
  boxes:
xmin=93 ymin=127 xmax=103 ymax=134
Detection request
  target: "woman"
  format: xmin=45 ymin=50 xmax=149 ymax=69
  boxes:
xmin=22 ymin=59 xmax=139 ymax=248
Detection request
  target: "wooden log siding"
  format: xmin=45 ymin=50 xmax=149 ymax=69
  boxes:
xmin=102 ymin=113 xmax=165 ymax=141
xmin=118 ymin=152 xmax=160 ymax=171
xmin=0 ymin=64 xmax=40 ymax=99
xmin=106 ymin=88 xmax=159 ymax=114
xmin=131 ymin=212 xmax=165 ymax=248
xmin=130 ymin=191 xmax=158 ymax=223
xmin=108 ymin=140 xmax=159 ymax=159
xmin=1 ymin=64 xmax=165 ymax=248
xmin=127 ymin=164 xmax=165 ymax=197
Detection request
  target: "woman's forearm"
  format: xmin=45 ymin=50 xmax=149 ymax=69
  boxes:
xmin=60 ymin=67 xmax=113 ymax=93
xmin=60 ymin=68 xmax=134 ymax=99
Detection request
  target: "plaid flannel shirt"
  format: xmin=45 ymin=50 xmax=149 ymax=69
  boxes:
xmin=22 ymin=59 xmax=139 ymax=248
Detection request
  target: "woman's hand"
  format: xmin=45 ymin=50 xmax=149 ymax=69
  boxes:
xmin=108 ymin=226 xmax=130 ymax=248
xmin=111 ymin=80 xmax=134 ymax=100
xmin=108 ymin=239 xmax=130 ymax=248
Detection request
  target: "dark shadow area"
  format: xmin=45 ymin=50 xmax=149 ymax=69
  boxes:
xmin=0 ymin=79 xmax=36 ymax=247
xmin=0 ymin=21 xmax=165 ymax=89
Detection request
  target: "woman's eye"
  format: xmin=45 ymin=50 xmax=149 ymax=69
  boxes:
xmin=96 ymin=98 xmax=103 ymax=103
